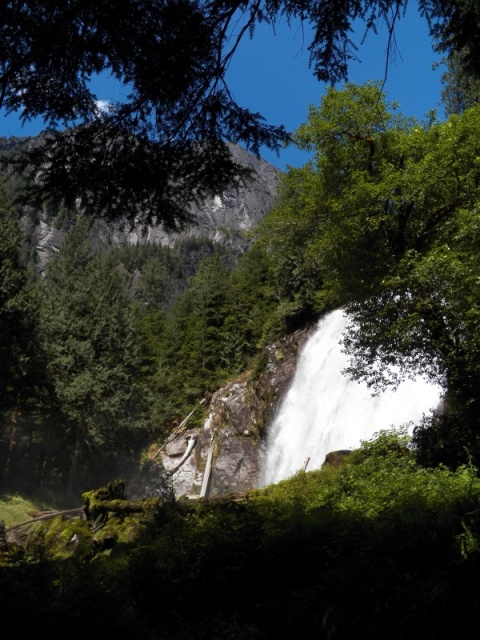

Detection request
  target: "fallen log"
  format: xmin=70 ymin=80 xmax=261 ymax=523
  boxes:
xmin=6 ymin=507 xmax=85 ymax=532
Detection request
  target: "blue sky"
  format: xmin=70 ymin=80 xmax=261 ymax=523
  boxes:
xmin=226 ymin=5 xmax=446 ymax=169
xmin=1 ymin=3 xmax=445 ymax=171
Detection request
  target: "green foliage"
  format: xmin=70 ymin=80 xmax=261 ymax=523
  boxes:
xmin=255 ymin=165 xmax=327 ymax=324
xmin=3 ymin=430 xmax=480 ymax=638
xmin=337 ymin=106 xmax=480 ymax=464
xmin=1 ymin=2 xmax=473 ymax=226
xmin=432 ymin=0 xmax=480 ymax=82
xmin=0 ymin=182 xmax=39 ymax=404
xmin=440 ymin=49 xmax=480 ymax=115
xmin=259 ymin=82 xmax=480 ymax=468
xmin=130 ymin=240 xmax=281 ymax=429
xmin=112 ymin=236 xmax=230 ymax=310
xmin=36 ymin=215 xmax=151 ymax=495
xmin=224 ymin=241 xmax=279 ymax=350
xmin=0 ymin=494 xmax=51 ymax=529
xmin=256 ymin=82 xmax=412 ymax=314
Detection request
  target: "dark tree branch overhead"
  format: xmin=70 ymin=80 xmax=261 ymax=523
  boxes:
xmin=0 ymin=0 xmax=474 ymax=227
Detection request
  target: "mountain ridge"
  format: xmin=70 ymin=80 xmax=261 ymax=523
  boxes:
xmin=16 ymin=141 xmax=282 ymax=273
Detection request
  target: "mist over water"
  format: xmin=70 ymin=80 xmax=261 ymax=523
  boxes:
xmin=259 ymin=309 xmax=444 ymax=487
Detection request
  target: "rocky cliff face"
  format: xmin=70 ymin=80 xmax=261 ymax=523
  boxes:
xmin=21 ymin=143 xmax=282 ymax=273
xmin=134 ymin=322 xmax=317 ymax=500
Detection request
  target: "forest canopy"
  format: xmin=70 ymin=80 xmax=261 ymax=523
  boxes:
xmin=1 ymin=0 xmax=478 ymax=227
xmin=255 ymin=80 xmax=480 ymax=468
xmin=3 ymin=79 xmax=480 ymax=496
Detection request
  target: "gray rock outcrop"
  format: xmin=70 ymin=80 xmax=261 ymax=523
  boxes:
xmin=135 ymin=323 xmax=316 ymax=500
xmin=21 ymin=143 xmax=282 ymax=274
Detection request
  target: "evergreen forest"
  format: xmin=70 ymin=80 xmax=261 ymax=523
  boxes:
xmin=3 ymin=73 xmax=480 ymax=636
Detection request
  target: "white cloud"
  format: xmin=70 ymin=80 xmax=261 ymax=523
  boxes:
xmin=95 ymin=100 xmax=111 ymax=115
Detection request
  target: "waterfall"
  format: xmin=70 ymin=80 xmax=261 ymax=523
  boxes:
xmin=259 ymin=308 xmax=443 ymax=487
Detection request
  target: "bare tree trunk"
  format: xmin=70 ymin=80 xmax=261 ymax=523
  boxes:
xmin=67 ymin=422 xmax=82 ymax=503
xmin=3 ymin=401 xmax=20 ymax=480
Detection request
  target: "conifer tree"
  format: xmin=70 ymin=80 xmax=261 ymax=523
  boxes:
xmin=37 ymin=214 xmax=150 ymax=495
xmin=0 ymin=183 xmax=37 ymax=405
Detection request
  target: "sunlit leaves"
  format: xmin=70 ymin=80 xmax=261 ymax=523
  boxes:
xmin=257 ymin=82 xmax=480 ymax=466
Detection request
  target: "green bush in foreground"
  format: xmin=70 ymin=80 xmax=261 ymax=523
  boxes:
xmin=1 ymin=429 xmax=480 ymax=639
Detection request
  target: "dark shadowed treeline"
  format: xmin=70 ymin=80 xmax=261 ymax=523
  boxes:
xmin=1 ymin=431 xmax=480 ymax=639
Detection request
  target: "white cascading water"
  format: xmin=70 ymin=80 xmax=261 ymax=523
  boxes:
xmin=259 ymin=308 xmax=444 ymax=487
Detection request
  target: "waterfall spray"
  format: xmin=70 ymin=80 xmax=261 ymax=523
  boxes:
xmin=259 ymin=309 xmax=443 ymax=487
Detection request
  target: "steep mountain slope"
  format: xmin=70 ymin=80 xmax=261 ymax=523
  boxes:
xmin=15 ymin=141 xmax=282 ymax=273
